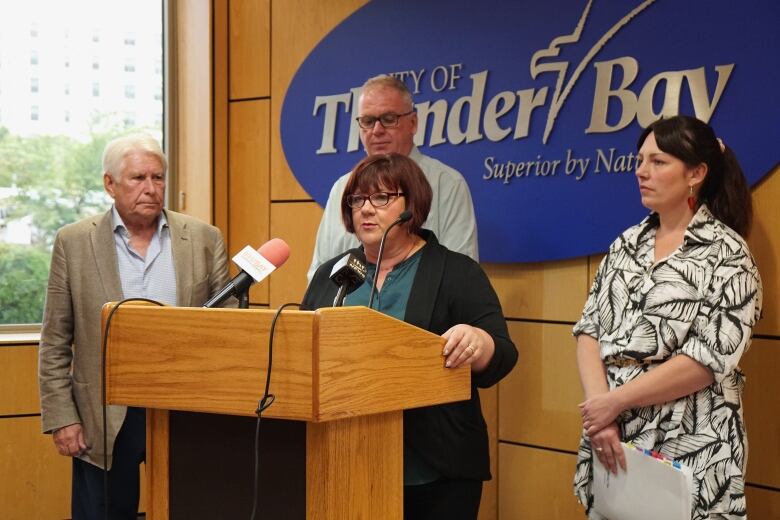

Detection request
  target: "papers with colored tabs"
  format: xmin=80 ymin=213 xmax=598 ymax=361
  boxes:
xmin=592 ymin=442 xmax=693 ymax=520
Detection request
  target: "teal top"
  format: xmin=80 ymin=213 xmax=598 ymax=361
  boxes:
xmin=344 ymin=248 xmax=441 ymax=486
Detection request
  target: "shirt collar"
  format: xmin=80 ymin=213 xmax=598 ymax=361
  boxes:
xmin=638 ymin=204 xmax=715 ymax=247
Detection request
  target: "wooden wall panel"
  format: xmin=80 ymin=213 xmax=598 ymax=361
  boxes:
xmin=498 ymin=444 xmax=582 ymax=520
xmin=587 ymin=254 xmax=605 ymax=294
xmin=269 ymin=201 xmax=323 ymax=307
xmin=746 ymin=485 xmax=780 ymax=519
xmin=0 ymin=346 xmax=39 ymax=415
xmin=484 ymin=259 xmax=588 ymax=322
xmin=229 ymin=0 xmax=270 ymax=100
xmin=478 ymin=387 xmax=498 ymax=520
xmin=229 ymin=100 xmax=271 ymax=304
xmin=270 ymin=0 xmax=368 ymax=201
xmin=741 ymin=338 xmax=780 ymax=489
xmin=0 ymin=416 xmax=71 ymax=520
xmin=499 ymin=322 xmax=582 ymax=451
xmin=748 ymin=166 xmax=780 ymax=336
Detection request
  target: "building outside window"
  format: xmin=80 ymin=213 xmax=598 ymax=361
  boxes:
xmin=0 ymin=1 xmax=164 ymax=326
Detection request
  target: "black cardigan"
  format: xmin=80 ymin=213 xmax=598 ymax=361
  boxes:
xmin=301 ymin=231 xmax=518 ymax=481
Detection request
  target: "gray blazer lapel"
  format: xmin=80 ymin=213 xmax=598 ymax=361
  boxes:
xmin=91 ymin=211 xmax=123 ymax=302
xmin=169 ymin=211 xmax=194 ymax=306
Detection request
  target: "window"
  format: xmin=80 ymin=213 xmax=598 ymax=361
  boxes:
xmin=125 ymin=62 xmax=135 ymax=73
xmin=0 ymin=1 xmax=164 ymax=326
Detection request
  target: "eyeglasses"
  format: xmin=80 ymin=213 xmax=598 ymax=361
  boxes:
xmin=346 ymin=192 xmax=404 ymax=209
xmin=355 ymin=110 xmax=414 ymax=130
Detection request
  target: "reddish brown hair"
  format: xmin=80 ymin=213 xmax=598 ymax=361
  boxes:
xmin=341 ymin=153 xmax=432 ymax=235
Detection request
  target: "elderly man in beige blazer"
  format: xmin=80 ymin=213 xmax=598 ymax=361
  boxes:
xmin=38 ymin=133 xmax=231 ymax=519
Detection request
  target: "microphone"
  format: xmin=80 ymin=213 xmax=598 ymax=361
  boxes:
xmin=203 ymin=238 xmax=290 ymax=308
xmin=367 ymin=210 xmax=412 ymax=309
xmin=329 ymin=249 xmax=367 ymax=307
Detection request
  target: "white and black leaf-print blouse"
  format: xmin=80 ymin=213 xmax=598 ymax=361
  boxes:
xmin=572 ymin=205 xmax=763 ymax=520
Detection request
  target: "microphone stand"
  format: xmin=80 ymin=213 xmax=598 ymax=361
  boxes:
xmin=367 ymin=211 xmax=411 ymax=309
xmin=333 ymin=284 xmax=349 ymax=307
xmin=237 ymin=290 xmax=250 ymax=309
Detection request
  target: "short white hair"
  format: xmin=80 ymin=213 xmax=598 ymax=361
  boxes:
xmin=361 ymin=74 xmax=414 ymax=111
xmin=102 ymin=133 xmax=167 ymax=180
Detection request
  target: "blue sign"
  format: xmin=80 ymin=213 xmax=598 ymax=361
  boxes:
xmin=281 ymin=0 xmax=780 ymax=262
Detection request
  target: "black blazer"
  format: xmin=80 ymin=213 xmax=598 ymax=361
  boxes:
xmin=302 ymin=231 xmax=518 ymax=481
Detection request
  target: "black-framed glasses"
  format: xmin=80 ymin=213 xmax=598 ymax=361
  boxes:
xmin=355 ymin=110 xmax=414 ymax=130
xmin=346 ymin=192 xmax=404 ymax=209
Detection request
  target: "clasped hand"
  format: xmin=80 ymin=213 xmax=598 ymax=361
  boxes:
xmin=579 ymin=392 xmax=622 ymax=435
xmin=579 ymin=392 xmax=627 ymax=475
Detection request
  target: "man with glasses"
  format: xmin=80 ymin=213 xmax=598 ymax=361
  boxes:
xmin=307 ymin=74 xmax=478 ymax=281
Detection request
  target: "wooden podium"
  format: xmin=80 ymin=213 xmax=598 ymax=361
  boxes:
xmin=102 ymin=304 xmax=470 ymax=519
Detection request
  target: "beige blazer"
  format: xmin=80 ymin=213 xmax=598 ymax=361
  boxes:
xmin=38 ymin=209 xmax=231 ymax=469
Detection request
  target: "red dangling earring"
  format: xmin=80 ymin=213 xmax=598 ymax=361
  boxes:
xmin=687 ymin=185 xmax=697 ymax=211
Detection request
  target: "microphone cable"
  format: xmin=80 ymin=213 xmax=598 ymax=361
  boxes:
xmin=367 ymin=211 xmax=411 ymax=309
xmin=249 ymin=302 xmax=301 ymax=520
xmin=100 ymin=297 xmax=165 ymax=520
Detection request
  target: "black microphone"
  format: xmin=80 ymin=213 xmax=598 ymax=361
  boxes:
xmin=367 ymin=210 xmax=412 ymax=309
xmin=329 ymin=249 xmax=367 ymax=307
xmin=203 ymin=238 xmax=291 ymax=308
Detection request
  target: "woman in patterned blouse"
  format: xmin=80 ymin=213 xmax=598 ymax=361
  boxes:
xmin=573 ymin=115 xmax=763 ymax=520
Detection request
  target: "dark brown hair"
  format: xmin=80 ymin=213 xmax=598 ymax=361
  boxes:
xmin=341 ymin=153 xmax=432 ymax=235
xmin=638 ymin=115 xmax=752 ymax=237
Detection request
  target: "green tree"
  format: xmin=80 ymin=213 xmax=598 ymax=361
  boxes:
xmin=0 ymin=127 xmax=113 ymax=248
xmin=0 ymin=122 xmax=125 ymax=324
xmin=0 ymin=243 xmax=50 ymax=323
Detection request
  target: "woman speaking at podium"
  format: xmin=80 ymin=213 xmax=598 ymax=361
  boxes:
xmin=303 ymin=153 xmax=517 ymax=520
xmin=573 ymin=115 xmax=763 ymax=519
